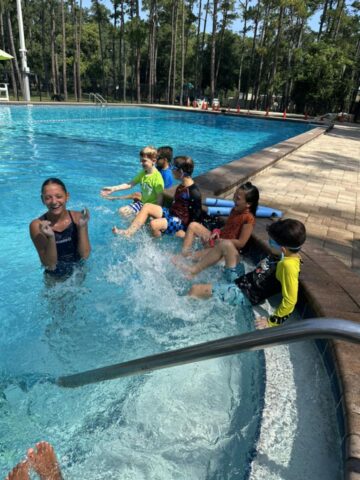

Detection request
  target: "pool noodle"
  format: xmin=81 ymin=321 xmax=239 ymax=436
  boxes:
xmin=206 ymin=203 xmax=283 ymax=218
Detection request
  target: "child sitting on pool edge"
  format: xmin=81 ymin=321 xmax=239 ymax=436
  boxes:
xmin=100 ymin=146 xmax=164 ymax=216
xmin=113 ymin=156 xmax=202 ymax=237
xmin=156 ymin=145 xmax=174 ymax=189
xmin=175 ymin=182 xmax=259 ymax=280
xmin=188 ymin=218 xmax=306 ymax=329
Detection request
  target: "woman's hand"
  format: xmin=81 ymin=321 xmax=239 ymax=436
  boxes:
xmin=78 ymin=208 xmax=90 ymax=228
xmin=39 ymin=220 xmax=55 ymax=238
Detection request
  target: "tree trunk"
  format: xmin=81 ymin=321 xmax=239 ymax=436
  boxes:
xmin=50 ymin=3 xmax=57 ymax=95
xmin=171 ymin=0 xmax=179 ymax=105
xmin=179 ymin=0 xmax=185 ymax=105
xmin=266 ymin=4 xmax=284 ymax=110
xmin=6 ymin=12 xmax=24 ymax=98
xmin=210 ymin=0 xmax=218 ymax=101
xmin=61 ymin=0 xmax=68 ymax=100
xmin=237 ymin=0 xmax=248 ymax=100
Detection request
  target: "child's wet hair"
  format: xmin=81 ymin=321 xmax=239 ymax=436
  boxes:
xmin=140 ymin=146 xmax=157 ymax=160
xmin=157 ymin=146 xmax=173 ymax=164
xmin=41 ymin=178 xmax=67 ymax=194
xmin=173 ymin=155 xmax=194 ymax=176
xmin=237 ymin=182 xmax=259 ymax=216
xmin=267 ymin=218 xmax=306 ymax=251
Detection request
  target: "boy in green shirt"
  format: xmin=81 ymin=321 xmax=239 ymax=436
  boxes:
xmin=100 ymin=146 xmax=164 ymax=216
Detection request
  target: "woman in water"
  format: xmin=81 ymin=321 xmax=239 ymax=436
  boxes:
xmin=30 ymin=178 xmax=91 ymax=276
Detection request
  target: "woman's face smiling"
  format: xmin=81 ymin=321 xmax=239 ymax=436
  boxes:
xmin=41 ymin=184 xmax=69 ymax=216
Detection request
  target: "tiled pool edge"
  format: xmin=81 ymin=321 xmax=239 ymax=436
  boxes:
xmin=169 ymin=124 xmax=358 ymax=480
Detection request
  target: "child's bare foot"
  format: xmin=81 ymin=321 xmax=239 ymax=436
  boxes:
xmin=255 ymin=317 xmax=270 ymax=330
xmin=27 ymin=442 xmax=63 ymax=480
xmin=5 ymin=461 xmax=29 ymax=480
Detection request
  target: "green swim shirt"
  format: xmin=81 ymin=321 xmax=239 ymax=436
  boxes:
xmin=132 ymin=168 xmax=164 ymax=204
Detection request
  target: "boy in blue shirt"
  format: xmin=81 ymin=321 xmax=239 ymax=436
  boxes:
xmin=156 ymin=145 xmax=174 ymax=189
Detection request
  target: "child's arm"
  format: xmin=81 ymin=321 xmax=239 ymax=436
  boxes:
xmin=227 ymin=223 xmax=254 ymax=250
xmin=100 ymin=181 xmax=135 ymax=197
xmin=102 ymin=192 xmax=141 ymax=201
xmin=188 ymin=185 xmax=203 ymax=222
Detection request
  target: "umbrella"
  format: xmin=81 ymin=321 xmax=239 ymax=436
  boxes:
xmin=0 ymin=49 xmax=13 ymax=61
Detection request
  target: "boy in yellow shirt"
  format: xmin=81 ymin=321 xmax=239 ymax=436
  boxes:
xmin=188 ymin=218 xmax=306 ymax=329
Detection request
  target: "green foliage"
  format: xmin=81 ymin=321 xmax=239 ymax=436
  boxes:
xmin=0 ymin=0 xmax=358 ymax=112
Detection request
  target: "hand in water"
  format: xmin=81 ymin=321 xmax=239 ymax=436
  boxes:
xmin=100 ymin=187 xmax=113 ymax=197
xmin=79 ymin=208 xmax=90 ymax=228
xmin=39 ymin=220 xmax=55 ymax=238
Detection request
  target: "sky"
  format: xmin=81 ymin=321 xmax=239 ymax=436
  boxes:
xmin=82 ymin=0 xmax=322 ymax=34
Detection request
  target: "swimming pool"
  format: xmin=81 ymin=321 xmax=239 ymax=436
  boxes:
xmin=0 ymin=106 xmax=341 ymax=478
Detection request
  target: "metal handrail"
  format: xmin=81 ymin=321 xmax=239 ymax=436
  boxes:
xmin=57 ymin=317 xmax=360 ymax=389
xmin=85 ymin=92 xmax=107 ymax=105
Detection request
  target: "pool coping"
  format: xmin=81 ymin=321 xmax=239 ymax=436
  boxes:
xmin=163 ymin=125 xmax=359 ymax=479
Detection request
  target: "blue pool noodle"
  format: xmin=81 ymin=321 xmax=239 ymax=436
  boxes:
xmin=205 ymin=198 xmax=282 ymax=218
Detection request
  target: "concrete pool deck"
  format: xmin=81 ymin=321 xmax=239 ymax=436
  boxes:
xmin=250 ymin=123 xmax=360 ymax=276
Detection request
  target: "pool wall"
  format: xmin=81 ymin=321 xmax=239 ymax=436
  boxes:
xmin=162 ymin=123 xmax=360 ymax=480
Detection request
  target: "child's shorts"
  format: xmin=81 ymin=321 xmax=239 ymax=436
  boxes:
xmin=129 ymin=200 xmax=143 ymax=213
xmin=162 ymin=208 xmax=186 ymax=235
xmin=212 ymin=283 xmax=251 ymax=307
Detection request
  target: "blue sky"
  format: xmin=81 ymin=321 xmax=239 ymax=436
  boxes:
xmin=82 ymin=0 xmax=322 ymax=33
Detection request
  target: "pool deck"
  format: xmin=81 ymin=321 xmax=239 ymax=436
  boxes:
xmin=251 ymin=123 xmax=360 ymax=276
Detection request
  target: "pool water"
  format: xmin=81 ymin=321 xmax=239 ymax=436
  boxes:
xmin=0 ymin=106 xmax=339 ymax=479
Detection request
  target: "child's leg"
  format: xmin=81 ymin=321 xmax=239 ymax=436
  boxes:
xmin=150 ymin=217 xmax=168 ymax=237
xmin=186 ymin=240 xmax=240 ymax=277
xmin=188 ymin=283 xmax=213 ymax=298
xmin=118 ymin=205 xmax=136 ymax=217
xmin=113 ymin=204 xmax=163 ymax=237
xmin=182 ymin=222 xmax=211 ymax=256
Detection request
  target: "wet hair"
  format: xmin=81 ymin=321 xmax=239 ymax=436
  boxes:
xmin=140 ymin=145 xmax=157 ymax=161
xmin=267 ymin=218 xmax=306 ymax=251
xmin=157 ymin=146 xmax=173 ymax=164
xmin=41 ymin=178 xmax=67 ymax=194
xmin=237 ymin=182 xmax=259 ymax=216
xmin=173 ymin=155 xmax=194 ymax=176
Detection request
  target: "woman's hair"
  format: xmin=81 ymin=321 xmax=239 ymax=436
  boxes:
xmin=267 ymin=218 xmax=306 ymax=251
xmin=140 ymin=145 xmax=157 ymax=160
xmin=41 ymin=178 xmax=67 ymax=194
xmin=157 ymin=146 xmax=173 ymax=163
xmin=173 ymin=155 xmax=194 ymax=176
xmin=238 ymin=182 xmax=259 ymax=216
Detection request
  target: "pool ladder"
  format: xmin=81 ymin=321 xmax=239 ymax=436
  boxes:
xmin=87 ymin=92 xmax=107 ymax=106
xmin=57 ymin=317 xmax=360 ymax=388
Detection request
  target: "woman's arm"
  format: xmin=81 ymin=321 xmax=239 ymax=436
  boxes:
xmin=29 ymin=219 xmax=58 ymax=270
xmin=74 ymin=210 xmax=91 ymax=259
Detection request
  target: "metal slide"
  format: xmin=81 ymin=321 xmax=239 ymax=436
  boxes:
xmin=57 ymin=318 xmax=360 ymax=389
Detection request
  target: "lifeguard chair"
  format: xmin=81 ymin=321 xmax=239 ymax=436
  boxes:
xmin=0 ymin=83 xmax=9 ymax=101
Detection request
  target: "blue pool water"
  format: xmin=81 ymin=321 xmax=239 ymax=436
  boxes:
xmin=0 ymin=106 xmax=336 ymax=479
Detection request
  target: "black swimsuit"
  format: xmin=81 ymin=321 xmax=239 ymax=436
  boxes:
xmin=43 ymin=211 xmax=80 ymax=275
